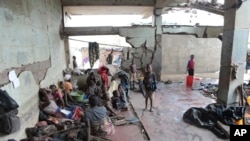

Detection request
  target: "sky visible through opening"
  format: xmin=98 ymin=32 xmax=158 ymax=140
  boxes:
xmin=66 ymin=11 xmax=224 ymax=27
xmin=162 ymin=9 xmax=224 ymax=26
xmin=65 ymin=1 xmax=225 ymax=27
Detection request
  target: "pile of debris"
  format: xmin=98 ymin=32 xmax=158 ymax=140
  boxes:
xmin=192 ymin=82 xmax=218 ymax=99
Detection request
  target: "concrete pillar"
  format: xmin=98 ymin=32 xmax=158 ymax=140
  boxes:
xmin=152 ymin=8 xmax=162 ymax=80
xmin=154 ymin=8 xmax=162 ymax=35
xmin=64 ymin=37 xmax=70 ymax=68
xmin=217 ymin=0 xmax=250 ymax=106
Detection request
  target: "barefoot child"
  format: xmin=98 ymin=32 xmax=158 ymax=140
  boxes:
xmin=143 ymin=64 xmax=157 ymax=112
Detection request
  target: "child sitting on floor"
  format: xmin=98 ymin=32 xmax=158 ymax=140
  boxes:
xmin=49 ymin=84 xmax=65 ymax=108
xmin=86 ymin=79 xmax=98 ymax=98
xmin=111 ymin=90 xmax=128 ymax=111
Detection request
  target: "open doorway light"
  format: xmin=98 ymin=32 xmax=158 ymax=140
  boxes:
xmin=64 ymin=6 xmax=154 ymax=27
xmin=68 ymin=35 xmax=131 ymax=69
xmin=65 ymin=15 xmax=153 ymax=27
xmin=162 ymin=8 xmax=224 ymax=26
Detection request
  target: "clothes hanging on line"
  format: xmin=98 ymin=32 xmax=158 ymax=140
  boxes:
xmin=88 ymin=42 xmax=100 ymax=69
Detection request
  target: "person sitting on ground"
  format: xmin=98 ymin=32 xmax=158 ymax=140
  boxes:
xmin=102 ymin=93 xmax=117 ymax=116
xmin=96 ymin=80 xmax=103 ymax=98
xmin=111 ymin=90 xmax=128 ymax=111
xmin=58 ymin=81 xmax=65 ymax=94
xmin=116 ymin=70 xmax=130 ymax=99
xmin=49 ymin=84 xmax=65 ymax=108
xmin=58 ymin=81 xmax=70 ymax=107
xmin=86 ymin=71 xmax=99 ymax=87
xmin=117 ymin=84 xmax=128 ymax=107
xmin=84 ymin=95 xmax=115 ymax=140
xmin=98 ymin=66 xmax=110 ymax=90
xmin=86 ymin=80 xmax=98 ymax=98
xmin=39 ymin=88 xmax=84 ymax=121
xmin=63 ymin=74 xmax=78 ymax=105
xmin=64 ymin=74 xmax=73 ymax=94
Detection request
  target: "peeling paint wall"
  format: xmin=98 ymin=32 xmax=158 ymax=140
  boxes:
xmin=0 ymin=0 xmax=65 ymax=139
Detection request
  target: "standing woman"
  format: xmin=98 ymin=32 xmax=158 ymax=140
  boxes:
xmin=143 ymin=64 xmax=157 ymax=112
xmin=187 ymin=54 xmax=195 ymax=76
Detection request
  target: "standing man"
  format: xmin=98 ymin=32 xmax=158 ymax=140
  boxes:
xmin=187 ymin=55 xmax=195 ymax=76
xmin=73 ymin=56 xmax=78 ymax=69
xmin=106 ymin=49 xmax=113 ymax=65
xmin=129 ymin=59 xmax=137 ymax=90
xmin=72 ymin=56 xmax=83 ymax=75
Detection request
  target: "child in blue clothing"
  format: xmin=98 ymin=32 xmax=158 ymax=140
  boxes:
xmin=111 ymin=90 xmax=128 ymax=111
xmin=117 ymin=84 xmax=128 ymax=105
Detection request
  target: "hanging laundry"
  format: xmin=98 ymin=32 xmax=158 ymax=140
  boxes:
xmin=88 ymin=42 xmax=100 ymax=69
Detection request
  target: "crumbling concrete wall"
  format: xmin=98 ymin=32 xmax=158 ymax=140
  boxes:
xmin=0 ymin=0 xmax=65 ymax=139
xmin=118 ymin=26 xmax=222 ymax=81
xmin=119 ymin=26 xmax=156 ymax=72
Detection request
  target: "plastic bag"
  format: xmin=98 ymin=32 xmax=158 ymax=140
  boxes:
xmin=183 ymin=107 xmax=229 ymax=139
xmin=0 ymin=109 xmax=20 ymax=134
xmin=183 ymin=103 xmax=246 ymax=139
xmin=0 ymin=89 xmax=19 ymax=113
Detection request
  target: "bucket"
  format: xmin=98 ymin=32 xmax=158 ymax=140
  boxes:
xmin=186 ymin=75 xmax=193 ymax=87
xmin=70 ymin=91 xmax=84 ymax=102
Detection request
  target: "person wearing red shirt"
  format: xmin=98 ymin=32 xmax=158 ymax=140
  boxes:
xmin=187 ymin=55 xmax=195 ymax=76
xmin=98 ymin=66 xmax=110 ymax=89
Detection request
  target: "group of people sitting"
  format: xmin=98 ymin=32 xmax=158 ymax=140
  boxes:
xmin=35 ymin=65 xmax=135 ymax=140
xmin=86 ymin=68 xmax=129 ymax=113
xmin=33 ymin=60 xmax=158 ymax=141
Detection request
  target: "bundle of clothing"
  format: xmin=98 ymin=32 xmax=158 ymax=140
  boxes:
xmin=88 ymin=42 xmax=99 ymax=69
